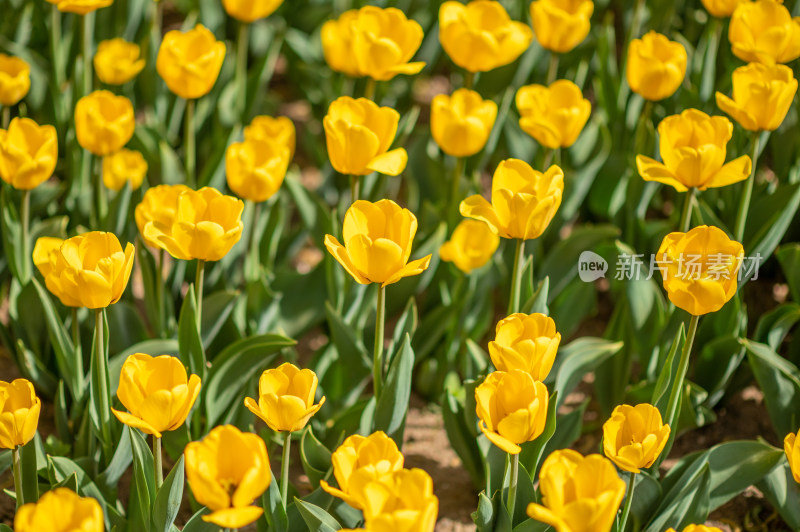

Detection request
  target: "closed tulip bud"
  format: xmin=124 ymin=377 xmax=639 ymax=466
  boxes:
xmin=111 ymin=354 xmax=201 ymax=438
xmin=729 ymin=0 xmax=800 ymax=64
xmin=102 ymin=148 xmax=147 ymax=191
xmin=321 ymin=10 xmax=362 ymax=78
xmin=489 ymin=313 xmax=561 ymax=380
xmin=785 ymin=429 xmax=800 ymax=483
xmin=666 ymin=526 xmax=724 ymax=532
xmin=32 ymin=237 xmax=63 ymax=279
xmin=143 ymin=187 xmax=244 ymax=262
xmin=516 ymin=80 xmax=591 ymax=149
xmin=53 ymin=0 xmax=112 ymax=15
xmin=0 ymin=379 xmax=41 ymax=449
xmin=701 ymin=0 xmax=747 ymax=18
xmin=527 ymin=449 xmax=626 ymax=532
xmin=75 ymin=90 xmax=135 ymax=156
xmin=244 ymin=363 xmax=325 ymax=433
xmin=602 ymin=403 xmax=670 ymax=473
xmin=324 ymin=97 xmax=408 ymax=177
xmin=0 ymin=118 xmax=58 ymax=190
xmin=475 ymin=370 xmax=549 ymax=454
xmin=627 ymin=31 xmax=687 ymax=101
xmin=157 ymin=25 xmax=226 ymax=100
xmin=530 ymin=0 xmax=594 ymax=54
xmin=135 ymin=184 xmax=191 ymax=249
xmin=716 ymin=62 xmax=798 ymax=132
xmin=222 ymin=0 xmax=283 ymax=23
xmin=439 ymin=1 xmax=532 ymax=73
xmin=431 ymin=89 xmax=497 ymax=157
xmin=244 ymin=115 xmax=296 ymax=160
xmin=325 ymin=199 xmax=431 ymax=287
xmin=439 ymin=219 xmax=500 ymax=274
xmin=185 ymin=425 xmax=271 ymax=529
xmin=0 ymin=54 xmax=30 ymax=106
xmin=636 ymin=109 xmax=752 ymax=192
xmin=226 ymin=138 xmax=290 ymax=203
xmin=14 ymin=488 xmax=103 ymax=532
xmin=460 ymin=159 xmax=564 ymax=241
xmin=656 ymin=225 xmax=743 ymax=316
xmin=93 ymin=39 xmax=145 ymax=85
xmin=357 ymin=469 xmax=438 ymax=531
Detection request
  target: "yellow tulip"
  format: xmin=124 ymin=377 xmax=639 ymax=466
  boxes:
xmin=75 ymin=90 xmax=135 ymax=156
xmin=14 ymin=488 xmax=103 ymax=532
xmin=44 ymin=231 xmax=135 ymax=309
xmin=321 ymin=10 xmax=362 ymax=78
xmin=475 ymin=369 xmax=549 ymax=454
xmin=636 ymin=109 xmax=752 ymax=192
xmin=244 ymin=115 xmax=296 ymax=160
xmin=527 ymin=449 xmax=626 ymax=532
xmin=93 ymin=39 xmax=145 ymax=85
xmin=324 ymin=199 xmax=431 ymax=287
xmin=135 ymin=184 xmax=191 ymax=249
xmin=320 ymin=431 xmax=405 ymax=510
xmin=185 ymin=425 xmax=271 ymax=529
xmin=439 ymin=1 xmax=533 ymax=73
xmin=53 ymin=0 xmax=112 ymax=15
xmin=431 ymin=89 xmax=497 ymax=157
xmin=225 ymin=137 xmax=290 ymax=203
xmin=358 ymin=468 xmax=438 ymax=532
xmin=102 ymin=148 xmax=147 ymax=191
xmin=0 ymin=117 xmax=58 ymax=190
xmin=32 ymin=236 xmax=64 ymax=279
xmin=157 ymin=25 xmax=226 ymax=100
xmin=244 ymin=362 xmax=325 ymax=433
xmin=0 ymin=54 xmax=30 ymax=106
xmin=143 ymin=187 xmax=244 ymax=262
xmin=324 ymin=97 xmax=408 ymax=177
xmin=785 ymin=429 xmax=800 ymax=483
xmin=666 ymin=526 xmax=724 ymax=532
xmin=111 ymin=354 xmax=201 ymax=438
xmin=222 ymin=0 xmax=283 ymax=23
xmin=0 ymin=379 xmax=41 ymax=449
xmin=656 ymin=225 xmax=743 ymax=316
xmin=460 ymin=159 xmax=564 ymax=240
xmin=439 ymin=219 xmax=499 ymax=274
xmin=516 ymin=80 xmax=591 ymax=149
xmin=530 ymin=0 xmax=594 ymax=54
xmin=716 ymin=62 xmax=798 ymax=132
xmin=701 ymin=0 xmax=747 ymax=18
xmin=729 ymin=0 xmax=800 ymax=64
xmin=627 ymin=31 xmax=687 ymax=101
xmin=488 ymin=313 xmax=561 ymax=380
xmin=602 ymin=403 xmax=670 ymax=473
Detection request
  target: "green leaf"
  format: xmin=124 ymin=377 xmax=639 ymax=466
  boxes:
xmin=263 ymin=465 xmax=289 ymax=532
xmin=152 ymin=456 xmax=185 ymax=532
xmin=643 ymin=463 xmax=711 ymax=532
xmin=300 ymin=426 xmax=332 ymax=488
xmin=777 ymin=243 xmax=800 ymax=303
xmin=200 ymin=290 xmax=239 ymax=349
xmin=551 ymin=338 xmax=623 ymax=408
xmin=519 ymin=392 xmax=558 ymax=480
xmin=178 ymin=284 xmax=206 ymax=381
xmin=442 ymin=387 xmax=484 ymax=489
xmin=181 ymin=508 xmax=219 ymax=532
xmin=294 ymin=498 xmax=342 ymax=532
xmin=324 ymin=301 xmax=370 ymax=370
xmin=754 ymin=303 xmax=800 ymax=351
xmin=756 ymin=457 xmax=800 ymax=530
xmin=652 ymin=323 xmax=685 ymax=416
xmin=744 ymin=338 xmax=800 ymax=437
xmin=129 ymin=427 xmax=155 ymax=532
xmin=373 ymin=335 xmax=414 ymax=446
xmin=19 ymin=439 xmax=38 ymax=504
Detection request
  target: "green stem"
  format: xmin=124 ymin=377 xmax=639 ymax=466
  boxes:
xmin=236 ymin=22 xmax=250 ymax=123
xmin=95 ymin=309 xmax=112 ymax=458
xmin=71 ymin=309 xmax=84 ymax=397
xmin=51 ymin=5 xmax=64 ymax=88
xmin=185 ymin=99 xmax=196 ymax=188
xmin=246 ymin=201 xmax=262 ymax=281
xmin=542 ymin=148 xmax=554 ymax=169
xmin=508 ymin=239 xmax=525 ymax=314
xmin=82 ymin=12 xmax=94 ymax=96
xmin=12 ymin=445 xmax=23 ymax=508
xmin=20 ymin=189 xmax=30 ymax=281
xmin=450 ymin=157 xmax=465 ymax=226
xmin=618 ymin=472 xmax=636 ymax=532
xmin=464 ymin=71 xmax=474 ymax=90
xmin=280 ymin=431 xmax=291 ymax=509
xmin=506 ymin=453 xmax=519 ymax=521
xmin=364 ymin=77 xmax=377 ymax=100
xmin=1 ymin=107 xmax=9 ymax=129
xmin=350 ymin=175 xmax=359 ymax=204
xmin=373 ymin=285 xmax=386 ymax=399
xmin=151 ymin=0 xmax=162 ymax=50
xmin=195 ymin=259 xmax=205 ymax=331
xmin=734 ymin=132 xmax=759 ymax=243
xmin=546 ymin=53 xmax=559 ymax=84
xmin=679 ymin=187 xmax=697 ymax=233
xmin=153 ymin=436 xmax=163 ymax=490
xmin=156 ymin=248 xmax=166 ymax=337
xmin=664 ymin=314 xmax=700 ymax=430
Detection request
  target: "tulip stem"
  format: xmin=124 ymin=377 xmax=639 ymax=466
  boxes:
xmin=246 ymin=200 xmax=262 ymax=281
xmin=542 ymin=148 xmax=553 ymax=169
xmin=12 ymin=445 xmax=23 ymax=508
xmin=618 ymin=472 xmax=636 ymax=532
xmin=195 ymin=259 xmax=205 ymax=331
xmin=734 ymin=132 xmax=759 ymax=243
xmin=153 ymin=436 xmax=163 ymax=490
xmin=506 ymin=453 xmax=519 ymax=521
xmin=236 ymin=22 xmax=250 ymax=123
xmin=679 ymin=187 xmax=696 ymax=233
xmin=464 ymin=71 xmax=474 ymax=90
xmin=508 ymin=239 xmax=525 ymax=314
xmin=185 ymin=98 xmax=196 ymax=188
xmin=280 ymin=431 xmax=291 ymax=509
xmin=95 ymin=309 xmax=112 ymax=459
xmin=350 ymin=175 xmax=359 ymax=204
xmin=364 ymin=78 xmax=376 ymax=100
xmin=20 ymin=188 xmax=30 ymax=281
xmin=450 ymin=157 xmax=464 ymax=227
xmin=1 ymin=106 xmax=9 ymax=129
xmin=373 ymin=285 xmax=386 ymax=399
xmin=82 ymin=12 xmax=94 ymax=96
xmin=50 ymin=5 xmax=64 ymax=89
xmin=664 ymin=314 xmax=699 ymax=432
xmin=157 ymin=248 xmax=166 ymax=337
xmin=546 ymin=53 xmax=559 ymax=85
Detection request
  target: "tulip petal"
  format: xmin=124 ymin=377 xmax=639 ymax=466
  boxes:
xmin=636 ymin=155 xmax=688 ymax=192
xmin=111 ymin=408 xmax=162 ymax=438
xmin=324 ymin=234 xmax=371 ymax=284
xmin=366 ymin=148 xmax=408 ymax=176
xmin=202 ymin=507 xmax=264 ymax=529
xmin=381 ymin=254 xmax=432 ymax=287
xmin=479 ymin=420 xmax=521 ymax=454
xmin=459 ymin=195 xmax=505 ymax=237
xmin=527 ymin=503 xmax=571 ymax=532
xmin=706 ymin=155 xmax=752 ymax=189
xmin=715 ymin=92 xmax=759 ymax=132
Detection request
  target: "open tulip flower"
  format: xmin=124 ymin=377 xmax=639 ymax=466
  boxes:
xmin=627 ymin=31 xmax=687 ymax=102
xmin=244 ymin=115 xmax=296 ymax=159
xmin=222 ymin=0 xmax=283 ymax=23
xmin=157 ymin=24 xmax=226 ymax=100
xmin=135 ymin=184 xmax=191 ymax=249
xmin=0 ymin=54 xmax=30 ymax=106
xmin=226 ymin=137 xmax=290 ymax=203
xmin=244 ymin=362 xmax=325 ymax=433
xmin=701 ymin=0 xmax=747 ymax=18
xmin=602 ymin=403 xmax=670 ymax=473
xmin=530 ymin=0 xmax=594 ymax=54
xmin=439 ymin=219 xmax=499 ymax=274
xmin=431 ymin=89 xmax=497 ymax=157
xmin=14 ymin=488 xmax=103 ymax=532
xmin=667 ymin=526 xmax=724 ymax=532
xmin=357 ymin=468 xmax=439 ymax=532
xmin=0 ymin=117 xmax=58 ymax=190
xmin=0 ymin=379 xmax=41 ymax=450
xmin=516 ymin=80 xmax=591 ymax=149
xmin=785 ymin=428 xmax=800 ymax=484
xmin=489 ymin=313 xmax=561 ymax=380
xmin=716 ymin=62 xmax=798 ymax=132
xmin=728 ymin=0 xmax=800 ymax=65
xmin=102 ymin=148 xmax=147 ymax=191
xmin=93 ymin=39 xmax=145 ymax=85
xmin=75 ymin=90 xmax=135 ymax=156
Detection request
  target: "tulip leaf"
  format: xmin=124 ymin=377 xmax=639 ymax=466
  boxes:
xmin=152 ymin=455 xmax=185 ymax=532
xmin=97 ymin=425 xmax=133 ymax=488
xmin=47 ymin=455 xmax=108 ymax=522
xmin=551 ymin=338 xmax=624 ymax=408
xmin=128 ymin=427 xmax=155 ymax=532
xmin=263 ymin=466 xmax=289 ymax=532
xmin=300 ymin=426 xmax=332 ymax=488
xmin=442 ymin=387 xmax=484 ymax=490
xmin=519 ymin=391 xmax=558 ymax=481
xmin=19 ymin=439 xmax=38 ymax=505
xmin=178 ymin=284 xmax=206 ymax=381
xmin=373 ymin=334 xmax=414 ymax=446
xmin=743 ymin=182 xmax=800 ymax=281
xmin=181 ymin=507 xmax=218 ymax=532
xmin=777 ymin=243 xmax=800 ymax=303
xmin=295 ymin=498 xmax=342 ymax=532
xmin=200 ymin=289 xmax=238 ymax=350
xmin=643 ymin=463 xmax=711 ymax=532
xmin=756 ymin=457 xmax=800 ymax=530
xmin=754 ymin=303 xmax=800 ymax=351
xmin=744 ymin=338 xmax=800 ymax=438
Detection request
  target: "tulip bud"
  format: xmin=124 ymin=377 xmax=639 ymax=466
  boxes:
xmin=439 ymin=219 xmax=499 ymax=274
xmin=716 ymin=62 xmax=798 ymax=132
xmin=602 ymin=403 xmax=670 ymax=473
xmin=226 ymin=137 xmax=290 ymax=203
xmin=244 ymin=115 xmax=296 ymax=160
xmin=157 ymin=25 xmax=226 ymax=100
xmin=14 ymin=488 xmax=103 ymax=532
xmin=516 ymin=80 xmax=591 ymax=149
xmin=244 ymin=363 xmax=325 ymax=433
xmin=0 ymin=379 xmax=41 ymax=449
xmin=0 ymin=118 xmax=58 ymax=190
xmin=102 ymin=148 xmax=147 ymax=191
xmin=627 ymin=31 xmax=687 ymax=101
xmin=701 ymin=0 xmax=747 ymax=18
xmin=0 ymin=54 xmax=30 ymax=106
xmin=785 ymin=429 xmax=800 ymax=484
xmin=358 ymin=468 xmax=438 ymax=532
xmin=729 ymin=0 xmax=800 ymax=64
xmin=222 ymin=0 xmax=283 ymax=23
xmin=93 ymin=39 xmax=145 ymax=85
xmin=530 ymin=0 xmax=594 ymax=54
xmin=135 ymin=184 xmax=192 ymax=249
xmin=53 ymin=0 xmax=112 ymax=15
xmin=488 ymin=313 xmax=561 ymax=380
xmin=75 ymin=90 xmax=135 ymax=156
xmin=431 ymin=89 xmax=497 ymax=157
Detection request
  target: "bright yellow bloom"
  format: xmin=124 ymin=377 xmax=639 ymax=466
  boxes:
xmin=0 ymin=379 xmax=41 ymax=449
xmin=222 ymin=0 xmax=283 ymax=23
xmin=324 ymin=97 xmax=407 ymax=177
xmin=475 ymin=369 xmax=549 ymax=454
xmin=226 ymin=137 xmax=290 ymax=203
xmin=157 ymin=25 xmax=226 ymax=100
xmin=143 ymin=187 xmax=244 ymax=262
xmin=439 ymin=219 xmax=499 ymax=274
xmin=627 ymin=31 xmax=687 ymax=101
xmin=489 ymin=313 xmax=561 ymax=380
xmin=111 ymin=354 xmax=201 ymax=438
xmin=785 ymin=429 xmax=800 ymax=483
xmin=321 ymin=431 xmax=405 ymax=510
xmin=324 ymin=199 xmax=431 ymax=287
xmin=666 ymin=526 xmax=724 ymax=532
xmin=358 ymin=468 xmax=438 ymax=532
xmin=636 ymin=109 xmax=752 ymax=192
xmin=0 ymin=54 xmax=30 ymax=106
xmin=716 ymin=62 xmax=798 ymax=132
xmin=53 ymin=0 xmax=112 ymax=15
xmin=33 ymin=237 xmax=64 ymax=279
xmin=44 ymin=231 xmax=135 ymax=309
xmin=528 ymin=449 xmax=626 ymax=532
xmin=102 ymin=148 xmax=147 ymax=191
xmin=75 ymin=90 xmax=135 ymax=156
xmin=530 ymin=0 xmax=594 ymax=54
xmin=431 ymin=89 xmax=497 ymax=157
xmin=93 ymin=39 xmax=145 ymax=85
xmin=701 ymin=0 xmax=747 ymax=18
xmin=439 ymin=1 xmax=532 ymax=73
xmin=320 ymin=10 xmax=362 ymax=77
xmin=185 ymin=425 xmax=271 ymax=529
xmin=14 ymin=488 xmax=103 ymax=532
xmin=460 ymin=159 xmax=564 ymax=240
xmin=516 ymin=80 xmax=591 ymax=149
xmin=244 ymin=115 xmax=296 ymax=160
xmin=602 ymin=403 xmax=670 ymax=473
xmin=656 ymin=225 xmax=743 ymax=316
xmin=135 ymin=184 xmax=191 ymax=249
xmin=729 ymin=0 xmax=800 ymax=64
xmin=244 ymin=362 xmax=325 ymax=433
xmin=0 ymin=117 xmax=58 ymax=190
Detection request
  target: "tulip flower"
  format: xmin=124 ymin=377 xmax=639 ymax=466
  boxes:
xmin=52 ymin=0 xmax=111 ymax=14
xmin=489 ymin=313 xmax=561 ymax=380
xmin=716 ymin=63 xmax=798 ymax=132
xmin=14 ymin=488 xmax=103 ymax=532
xmin=244 ymin=115 xmax=296 ymax=159
xmin=530 ymin=0 xmax=594 ymax=54
xmin=527 ymin=449 xmax=626 ymax=532
xmin=102 ymin=148 xmax=147 ymax=191
xmin=320 ymin=10 xmax=362 ymax=78
xmin=74 ymin=90 xmax=135 ymax=156
xmin=0 ymin=117 xmax=58 ymax=190
xmin=431 ymin=89 xmax=497 ymax=158
xmin=627 ymin=31 xmax=687 ymax=101
xmin=701 ymin=0 xmax=747 ymax=18
xmin=358 ymin=468 xmax=439 ymax=531
xmin=185 ymin=425 xmax=271 ymax=528
xmin=667 ymin=525 xmax=724 ymax=532
xmin=93 ymin=39 xmax=145 ymax=85
xmin=439 ymin=1 xmax=532 ymax=73
xmin=603 ymin=403 xmax=670 ymax=473
xmin=1 ymin=379 xmax=41 ymax=508
xmin=729 ymin=0 xmax=800 ymax=65
xmin=0 ymin=54 xmax=30 ymax=108
xmin=135 ymin=184 xmax=192 ymax=249
xmin=516 ymin=80 xmax=591 ymax=149
xmin=222 ymin=0 xmax=283 ymax=23
xmin=785 ymin=429 xmax=800 ymax=484
xmin=226 ymin=137 xmax=290 ymax=203
xmin=439 ymin=219 xmax=499 ymax=274
xmin=156 ymin=24 xmax=226 ymax=100
xmin=32 ymin=237 xmax=63 ymax=279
